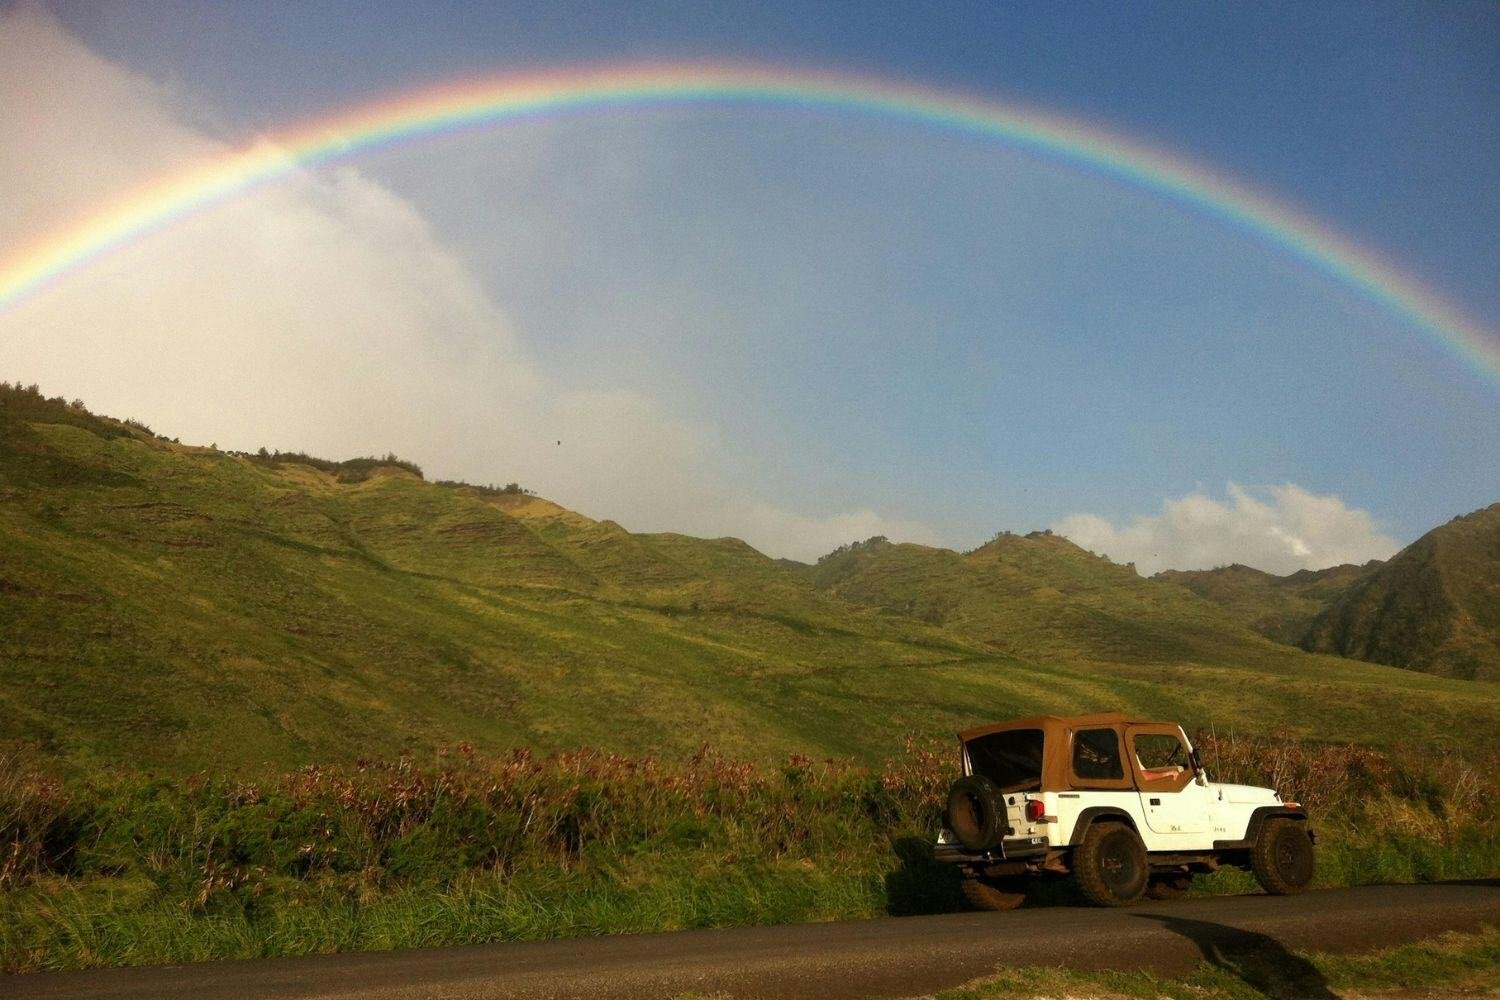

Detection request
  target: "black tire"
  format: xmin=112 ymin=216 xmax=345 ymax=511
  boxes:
xmin=1251 ymin=818 xmax=1315 ymax=895
xmin=961 ymin=875 xmax=1028 ymax=911
xmin=1072 ymin=822 xmax=1148 ymax=907
xmin=945 ymin=775 xmax=1005 ymax=851
xmin=1146 ymin=874 xmax=1192 ymax=900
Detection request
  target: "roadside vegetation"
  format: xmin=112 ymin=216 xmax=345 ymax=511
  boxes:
xmin=2 ymin=734 xmax=1496 ymax=973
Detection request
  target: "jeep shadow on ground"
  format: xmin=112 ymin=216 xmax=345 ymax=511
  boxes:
xmin=1135 ymin=913 xmax=1336 ymax=999
xmin=885 ymin=836 xmax=966 ymax=915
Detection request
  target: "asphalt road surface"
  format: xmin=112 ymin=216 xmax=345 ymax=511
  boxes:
xmin=8 ymin=882 xmax=1498 ymax=1000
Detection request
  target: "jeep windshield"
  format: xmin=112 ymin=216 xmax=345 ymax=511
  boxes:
xmin=964 ymin=728 xmax=1044 ymax=792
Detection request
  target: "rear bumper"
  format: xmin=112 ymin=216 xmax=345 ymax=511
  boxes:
xmin=934 ymin=833 xmax=1050 ymax=865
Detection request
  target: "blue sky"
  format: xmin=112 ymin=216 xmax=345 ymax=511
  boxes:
xmin=5 ymin=1 xmax=1498 ymax=568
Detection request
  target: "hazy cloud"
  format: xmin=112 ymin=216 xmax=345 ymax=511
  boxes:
xmin=1053 ymin=483 xmax=1401 ymax=575
xmin=0 ymin=5 xmax=930 ymax=562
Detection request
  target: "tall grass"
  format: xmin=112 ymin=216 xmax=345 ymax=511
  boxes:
xmin=2 ymin=736 xmax=1495 ymax=973
xmin=1192 ymin=731 xmax=1500 ymax=890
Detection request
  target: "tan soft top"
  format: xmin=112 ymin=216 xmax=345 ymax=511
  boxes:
xmin=958 ymin=711 xmax=1171 ymax=742
xmin=959 ymin=712 xmax=1189 ymax=792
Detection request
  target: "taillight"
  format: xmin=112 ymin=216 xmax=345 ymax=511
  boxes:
xmin=1024 ymin=798 xmax=1045 ymax=822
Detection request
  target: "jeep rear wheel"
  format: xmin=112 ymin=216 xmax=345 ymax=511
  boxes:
xmin=1251 ymin=818 xmax=1315 ymax=895
xmin=1146 ymin=874 xmax=1192 ymax=900
xmin=961 ymin=875 xmax=1027 ymax=911
xmin=1073 ymin=822 xmax=1148 ymax=907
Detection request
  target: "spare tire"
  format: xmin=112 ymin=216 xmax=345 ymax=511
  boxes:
xmin=946 ymin=774 xmax=1006 ymax=851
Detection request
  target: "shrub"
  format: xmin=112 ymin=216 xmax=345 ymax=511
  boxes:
xmin=435 ymin=480 xmax=534 ymax=497
xmin=244 ymin=449 xmax=424 ymax=482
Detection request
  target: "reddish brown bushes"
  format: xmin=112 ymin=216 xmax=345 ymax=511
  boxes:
xmin=1192 ymin=730 xmax=1496 ymax=820
xmin=0 ymin=756 xmax=87 ymax=888
xmin=0 ymin=735 xmax=1492 ymax=904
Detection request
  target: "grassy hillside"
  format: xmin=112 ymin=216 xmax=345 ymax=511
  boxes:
xmin=1303 ymin=504 xmax=1500 ymax=681
xmin=3 ymin=382 xmax=1500 ymax=775
xmin=1155 ymin=562 xmax=1377 ymax=646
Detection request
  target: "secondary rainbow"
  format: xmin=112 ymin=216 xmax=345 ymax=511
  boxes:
xmin=3 ymin=63 xmax=1497 ymax=384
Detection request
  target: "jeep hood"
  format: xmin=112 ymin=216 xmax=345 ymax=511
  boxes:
xmin=1211 ymin=782 xmax=1281 ymax=805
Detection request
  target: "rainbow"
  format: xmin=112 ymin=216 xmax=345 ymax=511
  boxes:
xmin=2 ymin=63 xmax=1497 ymax=384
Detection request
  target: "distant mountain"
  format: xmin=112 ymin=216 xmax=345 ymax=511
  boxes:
xmin=1303 ymin=504 xmax=1500 ymax=681
xmin=809 ymin=532 xmax=1278 ymax=667
xmin=1155 ymin=505 xmax=1500 ymax=681
xmin=3 ymin=381 xmax=1497 ymax=774
xmin=1155 ymin=561 xmax=1379 ymax=646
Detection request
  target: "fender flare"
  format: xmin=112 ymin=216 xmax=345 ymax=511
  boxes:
xmin=1243 ymin=805 xmax=1309 ymax=843
xmin=1067 ymin=806 xmax=1140 ymax=846
xmin=1212 ymin=805 xmax=1310 ymax=850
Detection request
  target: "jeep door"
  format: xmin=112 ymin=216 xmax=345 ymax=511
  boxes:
xmin=1127 ymin=725 xmax=1211 ymax=838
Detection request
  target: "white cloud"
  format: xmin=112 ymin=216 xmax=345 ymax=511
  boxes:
xmin=1053 ymin=483 xmax=1401 ymax=576
xmin=0 ymin=6 xmax=930 ymax=563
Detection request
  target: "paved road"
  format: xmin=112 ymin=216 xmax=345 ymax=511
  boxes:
xmin=7 ymin=882 xmax=1498 ymax=1000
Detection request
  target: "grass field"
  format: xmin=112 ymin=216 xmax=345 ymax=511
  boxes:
xmin=914 ymin=926 xmax=1500 ymax=999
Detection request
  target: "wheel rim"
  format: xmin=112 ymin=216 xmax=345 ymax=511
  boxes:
xmin=1274 ymin=828 xmax=1313 ymax=884
xmin=1100 ymin=834 xmax=1138 ymax=893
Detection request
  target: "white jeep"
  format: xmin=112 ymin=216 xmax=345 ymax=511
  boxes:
xmin=935 ymin=712 xmax=1315 ymax=908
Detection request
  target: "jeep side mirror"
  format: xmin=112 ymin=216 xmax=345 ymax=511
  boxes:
xmin=1189 ymin=748 xmax=1207 ymax=784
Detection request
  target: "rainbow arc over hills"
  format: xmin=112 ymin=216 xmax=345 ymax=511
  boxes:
xmin=2 ymin=63 xmax=1496 ymax=384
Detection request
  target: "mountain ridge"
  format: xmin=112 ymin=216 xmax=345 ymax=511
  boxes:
xmin=1155 ymin=505 xmax=1499 ymax=681
xmin=1154 ymin=560 xmax=1381 ymax=646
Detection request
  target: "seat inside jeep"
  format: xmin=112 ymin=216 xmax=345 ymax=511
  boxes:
xmin=1133 ymin=731 xmax=1189 ymax=785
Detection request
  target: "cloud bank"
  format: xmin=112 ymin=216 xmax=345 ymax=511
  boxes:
xmin=0 ymin=5 xmax=933 ymax=562
xmin=1053 ymin=483 xmax=1401 ymax=576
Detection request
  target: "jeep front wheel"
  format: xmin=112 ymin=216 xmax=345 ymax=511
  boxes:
xmin=961 ymin=875 xmax=1027 ymax=911
xmin=1251 ymin=818 xmax=1315 ymax=895
xmin=1072 ymin=822 xmax=1148 ymax=907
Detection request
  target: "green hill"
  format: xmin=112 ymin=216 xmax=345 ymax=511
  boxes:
xmin=3 ymin=382 xmax=1498 ymax=774
xmin=1303 ymin=504 xmax=1500 ymax=681
xmin=1155 ymin=561 xmax=1378 ymax=646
